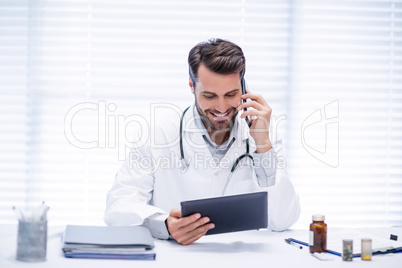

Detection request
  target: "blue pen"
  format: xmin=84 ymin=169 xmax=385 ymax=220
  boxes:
xmin=285 ymin=239 xmax=303 ymax=249
xmin=288 ymin=238 xmax=342 ymax=257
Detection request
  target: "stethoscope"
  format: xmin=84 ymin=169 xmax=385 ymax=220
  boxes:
xmin=178 ymin=106 xmax=254 ymax=195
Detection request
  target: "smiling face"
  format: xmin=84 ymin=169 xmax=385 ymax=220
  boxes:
xmin=191 ymin=63 xmax=242 ymax=135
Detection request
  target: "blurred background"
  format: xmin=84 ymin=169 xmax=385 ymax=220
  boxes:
xmin=0 ymin=0 xmax=401 ymax=229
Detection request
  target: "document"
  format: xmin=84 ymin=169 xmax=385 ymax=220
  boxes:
xmin=62 ymin=225 xmax=156 ymax=260
xmin=326 ymin=229 xmax=402 ymax=255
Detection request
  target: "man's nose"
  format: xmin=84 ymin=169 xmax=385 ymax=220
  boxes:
xmin=215 ymin=98 xmax=229 ymax=112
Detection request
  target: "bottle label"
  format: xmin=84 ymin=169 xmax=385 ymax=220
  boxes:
xmin=309 ymin=231 xmax=314 ymax=246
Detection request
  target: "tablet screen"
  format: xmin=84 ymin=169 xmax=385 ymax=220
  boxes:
xmin=181 ymin=192 xmax=268 ymax=235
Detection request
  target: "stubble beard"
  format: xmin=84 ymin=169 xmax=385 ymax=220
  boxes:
xmin=194 ymin=98 xmax=238 ymax=134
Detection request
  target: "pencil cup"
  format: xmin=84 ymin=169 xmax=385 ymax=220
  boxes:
xmin=16 ymin=220 xmax=47 ymax=262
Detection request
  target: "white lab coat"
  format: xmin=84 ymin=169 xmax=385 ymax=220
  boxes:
xmin=104 ymin=105 xmax=300 ymax=238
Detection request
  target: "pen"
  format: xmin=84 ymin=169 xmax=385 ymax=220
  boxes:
xmin=288 ymin=238 xmax=342 ymax=257
xmin=285 ymin=239 xmax=303 ymax=249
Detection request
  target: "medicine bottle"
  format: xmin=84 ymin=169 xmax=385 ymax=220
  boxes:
xmin=309 ymin=214 xmax=327 ymax=253
xmin=361 ymin=239 xmax=372 ymax=261
xmin=342 ymin=239 xmax=353 ymax=261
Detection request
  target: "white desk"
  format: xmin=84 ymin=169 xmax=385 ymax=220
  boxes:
xmin=0 ymin=225 xmax=401 ymax=268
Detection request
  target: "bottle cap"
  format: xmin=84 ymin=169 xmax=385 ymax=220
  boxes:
xmin=312 ymin=214 xmax=325 ymax=221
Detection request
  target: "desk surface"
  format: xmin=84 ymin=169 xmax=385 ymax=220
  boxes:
xmin=0 ymin=224 xmax=401 ymax=268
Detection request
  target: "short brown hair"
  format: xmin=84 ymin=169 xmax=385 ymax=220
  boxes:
xmin=188 ymin=38 xmax=245 ymax=85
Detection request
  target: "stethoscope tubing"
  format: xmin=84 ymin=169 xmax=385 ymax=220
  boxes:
xmin=179 ymin=106 xmax=254 ymax=195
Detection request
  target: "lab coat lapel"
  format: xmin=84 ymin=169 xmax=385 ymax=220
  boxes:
xmin=181 ymin=105 xmax=213 ymax=162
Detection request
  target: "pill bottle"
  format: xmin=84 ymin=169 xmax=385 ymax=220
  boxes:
xmin=342 ymin=239 xmax=353 ymax=261
xmin=361 ymin=239 xmax=372 ymax=261
xmin=309 ymin=214 xmax=327 ymax=253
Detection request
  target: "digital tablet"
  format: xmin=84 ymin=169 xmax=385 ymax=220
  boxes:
xmin=181 ymin=192 xmax=268 ymax=235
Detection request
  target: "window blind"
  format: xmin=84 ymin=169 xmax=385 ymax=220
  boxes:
xmin=287 ymin=0 xmax=402 ymax=228
xmin=0 ymin=0 xmax=401 ymax=228
xmin=0 ymin=1 xmax=29 ymax=222
xmin=0 ymin=0 xmax=292 ymax=225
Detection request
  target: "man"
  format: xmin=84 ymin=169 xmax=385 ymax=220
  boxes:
xmin=104 ymin=38 xmax=300 ymax=245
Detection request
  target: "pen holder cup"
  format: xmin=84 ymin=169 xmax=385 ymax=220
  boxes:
xmin=16 ymin=220 xmax=47 ymax=262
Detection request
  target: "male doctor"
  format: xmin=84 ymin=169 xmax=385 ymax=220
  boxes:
xmin=104 ymin=38 xmax=300 ymax=245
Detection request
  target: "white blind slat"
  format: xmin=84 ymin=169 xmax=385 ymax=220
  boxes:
xmin=0 ymin=0 xmax=400 ymax=228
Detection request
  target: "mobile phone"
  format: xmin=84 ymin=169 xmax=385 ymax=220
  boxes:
xmin=241 ymin=78 xmax=251 ymax=127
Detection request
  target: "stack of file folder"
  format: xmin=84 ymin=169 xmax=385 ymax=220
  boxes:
xmin=62 ymin=225 xmax=156 ymax=260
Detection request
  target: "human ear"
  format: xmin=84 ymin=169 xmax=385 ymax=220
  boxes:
xmin=189 ymin=77 xmax=195 ymax=94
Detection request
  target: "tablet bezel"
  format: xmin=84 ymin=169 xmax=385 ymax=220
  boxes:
xmin=181 ymin=192 xmax=268 ymax=235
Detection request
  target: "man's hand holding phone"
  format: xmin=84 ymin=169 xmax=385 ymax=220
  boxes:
xmin=238 ymin=89 xmax=272 ymax=154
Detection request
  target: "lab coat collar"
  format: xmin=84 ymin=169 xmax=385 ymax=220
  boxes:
xmin=182 ymin=104 xmax=250 ymax=142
